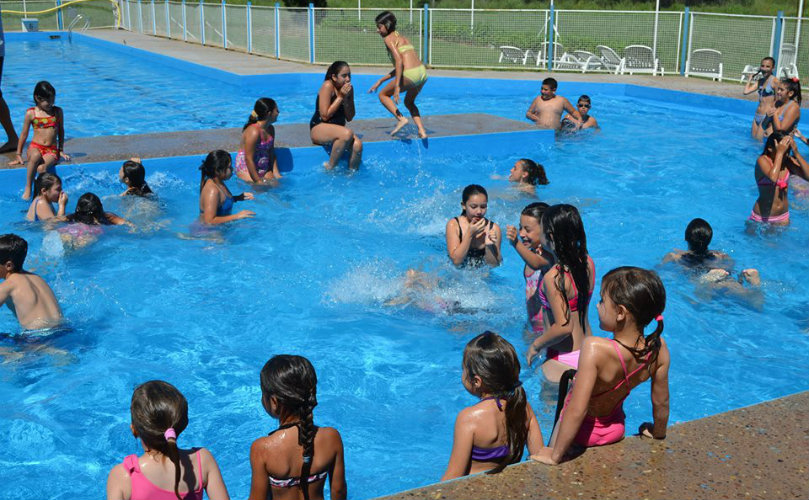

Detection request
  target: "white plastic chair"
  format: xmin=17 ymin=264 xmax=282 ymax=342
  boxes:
xmin=596 ymin=45 xmax=623 ymax=74
xmin=622 ymin=44 xmax=661 ymax=75
xmin=778 ymin=43 xmax=799 ymax=79
xmin=530 ymin=42 xmax=566 ymax=67
xmin=686 ymin=48 xmax=723 ymax=81
xmin=554 ymin=51 xmax=605 ymax=73
xmin=498 ymin=45 xmax=530 ymax=65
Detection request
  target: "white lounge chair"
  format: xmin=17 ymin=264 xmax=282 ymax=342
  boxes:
xmin=621 ymin=44 xmax=661 ymax=75
xmin=554 ymin=51 xmax=605 ymax=73
xmin=596 ymin=45 xmax=623 ymax=74
xmin=778 ymin=43 xmax=799 ymax=79
xmin=498 ymin=45 xmax=530 ymax=65
xmin=529 ymin=41 xmax=566 ymax=67
xmin=686 ymin=48 xmax=723 ymax=81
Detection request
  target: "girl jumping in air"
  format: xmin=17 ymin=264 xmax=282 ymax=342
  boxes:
xmin=532 ymin=267 xmax=670 ymax=465
xmin=368 ymin=11 xmax=428 ymax=138
xmin=506 ymin=202 xmax=554 ymax=336
xmin=526 ymin=204 xmax=595 ymax=383
xmin=445 ymin=184 xmax=502 ymax=268
xmin=442 ymin=331 xmax=544 ymax=479
xmin=26 ymin=173 xmax=67 ymax=221
xmin=310 ymin=61 xmax=362 ymax=170
xmin=12 ymin=81 xmax=69 ymax=200
xmin=249 ymin=355 xmax=347 ymax=500
xmin=236 ymin=98 xmax=282 ymax=184
xmin=106 ymin=380 xmax=230 ymax=500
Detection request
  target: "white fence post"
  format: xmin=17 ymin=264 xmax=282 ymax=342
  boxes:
xmin=165 ymin=0 xmax=171 ymax=37
xmin=182 ymin=0 xmax=187 ymax=40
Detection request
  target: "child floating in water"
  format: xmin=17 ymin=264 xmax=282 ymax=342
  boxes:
xmin=508 ymin=159 xmax=549 ymax=194
xmin=442 ymin=331 xmax=543 ymax=479
xmin=249 ymin=355 xmax=347 ymax=500
xmin=525 ymin=78 xmax=581 ymax=131
xmin=119 ymin=158 xmax=154 ymax=197
xmin=106 ymin=380 xmax=230 ymax=500
xmin=57 ymin=192 xmax=131 ymax=248
xmin=532 ymin=267 xmax=670 ymax=465
xmin=561 ymin=95 xmax=599 ymax=132
xmin=11 ymin=81 xmax=70 ymax=200
xmin=26 ymin=173 xmax=68 ymax=222
xmin=0 ymin=233 xmax=63 ymax=330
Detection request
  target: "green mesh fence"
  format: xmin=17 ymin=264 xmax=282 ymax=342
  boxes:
xmin=224 ymin=4 xmax=248 ymax=51
xmin=278 ymin=7 xmax=308 ymax=62
xmin=250 ymin=5 xmax=276 ymax=57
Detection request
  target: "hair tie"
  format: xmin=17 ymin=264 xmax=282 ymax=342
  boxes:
xmin=250 ymin=110 xmax=258 ymax=119
xmin=303 ymin=455 xmax=313 ymax=464
xmin=164 ymin=428 xmax=177 ymax=441
xmin=792 ymin=77 xmax=800 ymax=83
xmin=655 ymin=314 xmax=664 ymax=322
xmin=510 ymin=380 xmax=523 ymax=392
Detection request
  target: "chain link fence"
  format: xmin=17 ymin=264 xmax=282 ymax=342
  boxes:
xmin=3 ymin=0 xmax=807 ymax=84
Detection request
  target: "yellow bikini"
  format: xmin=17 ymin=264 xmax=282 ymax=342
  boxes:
xmin=392 ymin=32 xmax=428 ymax=86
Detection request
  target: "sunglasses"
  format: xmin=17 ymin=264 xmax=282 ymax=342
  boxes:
xmin=578 ymin=103 xmax=591 ymax=108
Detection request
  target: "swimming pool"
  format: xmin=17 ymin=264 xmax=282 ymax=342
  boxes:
xmin=2 ymin=34 xmax=809 ymax=500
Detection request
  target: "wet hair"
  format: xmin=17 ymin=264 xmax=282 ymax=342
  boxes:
xmin=243 ymin=97 xmax=278 ymax=131
xmin=684 ymin=218 xmax=712 ymax=255
xmin=600 ymin=267 xmax=666 ymax=364
xmin=34 ymin=172 xmax=62 ymax=198
xmin=542 ymin=77 xmax=558 ymax=90
xmin=521 ymin=201 xmax=549 ymax=223
xmin=33 ymin=81 xmax=56 ymax=104
xmin=517 ymin=159 xmax=549 ymax=185
xmin=67 ymin=193 xmax=111 ymax=225
xmin=463 ymin=331 xmax=528 ymax=474
xmin=763 ymin=130 xmax=788 ymax=155
xmin=780 ymin=77 xmax=802 ymax=104
xmin=122 ymin=160 xmax=153 ymax=196
xmin=199 ymin=150 xmax=232 ymax=192
xmin=130 ymin=381 xmax=189 ymax=500
xmin=460 ymin=184 xmax=488 ymax=216
xmin=325 ymin=61 xmax=350 ymax=81
xmin=761 ymin=56 xmax=775 ymax=66
xmin=541 ymin=204 xmax=590 ymax=330
xmin=0 ymin=234 xmax=28 ymax=271
xmin=260 ymin=355 xmax=319 ymax=500
xmin=375 ymin=11 xmax=396 ymax=32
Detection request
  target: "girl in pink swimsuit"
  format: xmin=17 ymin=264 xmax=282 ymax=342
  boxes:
xmin=105 ymin=380 xmax=230 ymax=500
xmin=531 ymin=267 xmax=670 ymax=465
xmin=526 ymin=204 xmax=595 ymax=383
xmin=506 ymin=202 xmax=554 ymax=335
xmin=235 ymin=97 xmax=281 ymax=184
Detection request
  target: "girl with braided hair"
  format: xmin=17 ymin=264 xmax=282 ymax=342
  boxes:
xmin=532 ymin=267 xmax=670 ymax=465
xmin=442 ymin=332 xmax=544 ymax=480
xmin=106 ymin=380 xmax=230 ymax=500
xmin=249 ymin=355 xmax=346 ymax=500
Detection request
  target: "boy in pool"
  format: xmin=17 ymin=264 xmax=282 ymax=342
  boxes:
xmin=526 ymin=78 xmax=581 ymax=130
xmin=562 ymin=95 xmax=599 ymax=132
xmin=0 ymin=234 xmax=63 ymax=330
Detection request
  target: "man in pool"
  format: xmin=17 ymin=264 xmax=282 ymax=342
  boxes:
xmin=0 ymin=234 xmax=63 ymax=330
xmin=525 ymin=78 xmax=581 ymax=130
xmin=0 ymin=5 xmax=19 ymax=154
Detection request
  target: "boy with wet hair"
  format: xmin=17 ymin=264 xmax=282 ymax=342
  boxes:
xmin=525 ymin=77 xmax=581 ymax=130
xmin=0 ymin=234 xmax=62 ymax=330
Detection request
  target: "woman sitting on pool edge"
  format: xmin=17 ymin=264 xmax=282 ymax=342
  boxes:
xmin=199 ymin=150 xmax=255 ymax=225
xmin=445 ymin=184 xmax=502 ymax=268
xmin=310 ymin=61 xmax=362 ymax=170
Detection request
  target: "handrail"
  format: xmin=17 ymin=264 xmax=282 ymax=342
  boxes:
xmin=3 ymin=0 xmax=121 ymax=29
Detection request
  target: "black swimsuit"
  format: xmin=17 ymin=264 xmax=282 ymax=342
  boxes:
xmin=309 ymin=94 xmax=347 ymax=129
xmin=455 ymin=216 xmax=491 ymax=268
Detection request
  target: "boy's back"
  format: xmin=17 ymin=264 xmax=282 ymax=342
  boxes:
xmin=1 ymin=271 xmax=62 ymax=330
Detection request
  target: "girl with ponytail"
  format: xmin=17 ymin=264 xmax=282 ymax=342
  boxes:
xmin=106 ymin=380 xmax=230 ymax=500
xmin=442 ymin=332 xmax=544 ymax=480
xmin=249 ymin=355 xmax=346 ymax=500
xmin=526 ymin=204 xmax=595 ymax=383
xmin=198 ymin=150 xmax=255 ymax=225
xmin=235 ymin=98 xmax=282 ymax=184
xmin=532 ymin=267 xmax=670 ymax=465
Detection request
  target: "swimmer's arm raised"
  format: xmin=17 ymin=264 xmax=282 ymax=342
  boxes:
xmin=742 ymin=75 xmax=759 ymax=95
xmin=508 ymin=226 xmax=551 ymax=269
xmin=787 ymin=138 xmax=809 ymax=181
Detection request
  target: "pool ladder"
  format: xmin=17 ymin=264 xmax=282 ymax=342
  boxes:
xmin=67 ymin=14 xmax=91 ymax=41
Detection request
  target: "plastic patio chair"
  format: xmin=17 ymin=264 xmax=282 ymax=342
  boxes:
xmin=685 ymin=48 xmax=723 ymax=81
xmin=530 ymin=41 xmax=566 ymax=67
xmin=596 ymin=45 xmax=623 ymax=74
xmin=571 ymin=50 xmax=606 ymax=72
xmin=554 ymin=51 xmax=605 ymax=73
xmin=498 ymin=45 xmax=530 ymax=65
xmin=778 ymin=43 xmax=800 ymax=79
xmin=622 ymin=44 xmax=661 ymax=75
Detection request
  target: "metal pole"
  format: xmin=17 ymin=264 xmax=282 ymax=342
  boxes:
xmin=409 ymin=0 xmax=412 ymax=24
xmin=200 ymin=0 xmax=205 ymax=45
xmin=679 ymin=7 xmax=689 ymax=76
xmin=275 ymin=2 xmax=280 ymax=59
xmin=151 ymin=0 xmax=157 ymax=34
xmin=137 ymin=0 xmax=143 ymax=33
xmin=423 ymin=3 xmax=429 ymax=65
xmin=23 ymin=0 xmax=28 ymax=18
xmin=222 ymin=0 xmax=226 ymax=48
xmin=166 ymin=0 xmax=170 ymax=37
xmin=309 ymin=3 xmax=314 ymax=63
xmin=547 ymin=1 xmax=554 ymax=70
xmin=796 ymin=0 xmax=804 ymax=54
xmin=182 ymin=0 xmax=187 ymax=40
xmin=56 ymin=0 xmax=64 ymax=30
xmin=774 ymin=10 xmax=784 ymax=70
xmin=358 ymin=0 xmax=361 ymax=21
xmin=247 ymin=1 xmax=252 ymax=52
xmin=652 ymin=0 xmax=660 ymax=69
xmin=470 ymin=0 xmax=474 ymax=30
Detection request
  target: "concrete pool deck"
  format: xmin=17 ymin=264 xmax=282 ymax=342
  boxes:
xmin=3 ymin=30 xmax=808 ymax=499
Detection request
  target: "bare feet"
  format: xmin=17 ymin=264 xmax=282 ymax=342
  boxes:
xmin=0 ymin=139 xmax=18 ymax=154
xmin=740 ymin=268 xmax=761 ymax=286
xmin=22 ymin=190 xmax=31 ymax=201
xmin=390 ymin=117 xmax=409 ymax=136
xmin=7 ymin=157 xmax=23 ymax=166
xmin=323 ymin=161 xmax=335 ymax=170
xmin=418 ymin=128 xmax=428 ymax=139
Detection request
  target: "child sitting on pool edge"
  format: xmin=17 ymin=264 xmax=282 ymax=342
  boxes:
xmin=0 ymin=233 xmax=63 ymax=330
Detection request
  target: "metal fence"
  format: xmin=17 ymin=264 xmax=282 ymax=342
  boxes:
xmin=2 ymin=0 xmax=808 ymax=83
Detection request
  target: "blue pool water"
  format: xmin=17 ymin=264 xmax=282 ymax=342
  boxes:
xmin=1 ymin=36 xmax=809 ymax=500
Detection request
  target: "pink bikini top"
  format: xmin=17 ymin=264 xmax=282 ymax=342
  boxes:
xmin=124 ymin=453 xmax=204 ymax=500
xmin=591 ymin=339 xmax=651 ymax=400
xmin=538 ymin=256 xmax=594 ymax=312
